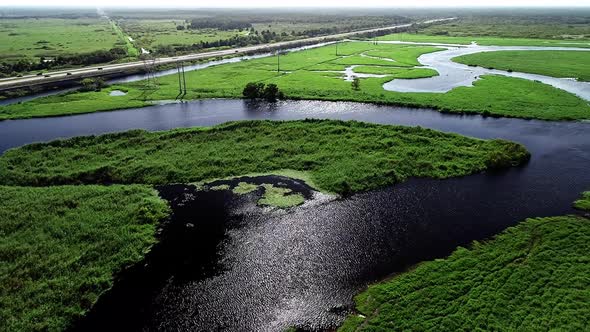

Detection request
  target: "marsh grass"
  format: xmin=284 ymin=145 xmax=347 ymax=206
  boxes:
xmin=339 ymin=192 xmax=590 ymax=331
xmin=0 ymin=120 xmax=530 ymax=194
xmin=258 ymin=184 xmax=305 ymax=208
xmin=453 ymin=50 xmax=590 ymax=82
xmin=0 ymin=185 xmax=169 ymax=331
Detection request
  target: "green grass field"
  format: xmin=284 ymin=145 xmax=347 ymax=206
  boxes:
xmin=376 ymin=33 xmax=590 ymax=48
xmin=2 ymin=41 xmax=589 ymax=121
xmin=418 ymin=16 xmax=590 ymax=41
xmin=453 ymin=50 xmax=590 ymax=82
xmin=339 ymin=193 xmax=590 ymax=332
xmin=0 ymin=120 xmax=529 ymax=194
xmin=118 ymin=19 xmax=248 ymax=51
xmin=0 ymin=18 xmax=121 ymax=62
xmin=0 ymin=185 xmax=169 ymax=331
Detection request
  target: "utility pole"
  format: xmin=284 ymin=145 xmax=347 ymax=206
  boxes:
xmin=277 ymin=50 xmax=280 ymax=73
xmin=176 ymin=62 xmax=187 ymax=99
xmin=176 ymin=63 xmax=183 ymax=95
xmin=181 ymin=62 xmax=187 ymax=96
xmin=335 ymin=41 xmax=338 ymax=56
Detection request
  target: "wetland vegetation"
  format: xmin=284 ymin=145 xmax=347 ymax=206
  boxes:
xmin=340 ymin=192 xmax=590 ymax=332
xmin=0 ymin=185 xmax=169 ymax=331
xmin=0 ymin=118 xmax=530 ymax=331
xmin=0 ymin=120 xmax=530 ymax=193
xmin=453 ymin=50 xmax=590 ymax=81
xmin=2 ymin=7 xmax=590 ymax=332
xmin=2 ymin=40 xmax=589 ymax=121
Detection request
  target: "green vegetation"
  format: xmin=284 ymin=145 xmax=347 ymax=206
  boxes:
xmin=210 ymin=184 xmax=231 ymax=191
xmin=232 ymin=182 xmax=259 ymax=194
xmin=0 ymin=185 xmax=169 ymax=331
xmin=259 ymin=184 xmax=305 ymax=208
xmin=0 ymin=18 xmax=120 ymax=62
xmin=363 ymin=46 xmax=442 ymax=66
xmin=110 ymin=11 xmax=410 ymax=55
xmin=118 ymin=18 xmax=247 ymax=52
xmin=381 ymin=15 xmax=590 ymax=47
xmin=242 ymin=82 xmax=284 ymax=101
xmin=353 ymin=66 xmax=437 ymax=77
xmin=340 ymin=193 xmax=590 ymax=332
xmin=575 ymin=192 xmax=590 ymax=211
xmin=0 ymin=87 xmax=148 ymax=119
xmin=454 ymin=50 xmax=590 ymax=82
xmin=0 ymin=120 xmax=529 ymax=194
xmin=417 ymin=16 xmax=590 ymax=41
xmin=377 ymin=33 xmax=590 ymax=48
xmin=109 ymin=20 xmax=139 ymax=57
xmin=2 ymin=41 xmax=588 ymax=121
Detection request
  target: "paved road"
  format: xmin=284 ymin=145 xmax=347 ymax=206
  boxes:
xmin=0 ymin=18 xmax=454 ymax=91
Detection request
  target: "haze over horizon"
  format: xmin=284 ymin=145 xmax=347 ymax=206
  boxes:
xmin=2 ymin=0 xmax=589 ymax=8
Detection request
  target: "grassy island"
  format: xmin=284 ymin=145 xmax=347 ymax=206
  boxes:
xmin=0 ymin=120 xmax=530 ymax=193
xmin=453 ymin=50 xmax=590 ymax=82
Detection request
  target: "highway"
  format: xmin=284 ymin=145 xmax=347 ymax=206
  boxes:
xmin=0 ymin=18 xmax=454 ymax=91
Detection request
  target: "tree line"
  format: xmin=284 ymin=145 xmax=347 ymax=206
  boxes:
xmin=187 ymin=19 xmax=252 ymax=31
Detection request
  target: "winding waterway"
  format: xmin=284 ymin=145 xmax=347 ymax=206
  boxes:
xmin=381 ymin=44 xmax=590 ymax=100
xmin=3 ymin=99 xmax=590 ymax=330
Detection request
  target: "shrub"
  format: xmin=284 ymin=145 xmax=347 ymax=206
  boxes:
xmin=351 ymin=77 xmax=361 ymax=91
xmin=79 ymin=78 xmax=107 ymax=92
xmin=242 ymin=82 xmax=283 ymax=101
xmin=262 ymin=83 xmax=282 ymax=101
xmin=242 ymin=82 xmax=265 ymax=99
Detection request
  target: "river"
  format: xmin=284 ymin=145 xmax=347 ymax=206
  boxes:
xmin=381 ymin=43 xmax=590 ymax=100
xmin=3 ymin=99 xmax=589 ymax=331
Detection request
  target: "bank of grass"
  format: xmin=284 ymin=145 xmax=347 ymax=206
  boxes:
xmin=363 ymin=46 xmax=442 ymax=66
xmin=0 ymin=86 xmax=149 ymax=120
xmin=454 ymin=50 xmax=590 ymax=82
xmin=353 ymin=66 xmax=437 ymax=78
xmin=575 ymin=192 xmax=590 ymax=211
xmin=0 ymin=185 xmax=169 ymax=331
xmin=1 ymin=41 xmax=589 ymax=121
xmin=0 ymin=120 xmax=529 ymax=194
xmin=339 ymin=193 xmax=590 ymax=332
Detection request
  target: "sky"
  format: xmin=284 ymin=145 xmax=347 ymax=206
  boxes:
xmin=2 ymin=0 xmax=590 ymax=7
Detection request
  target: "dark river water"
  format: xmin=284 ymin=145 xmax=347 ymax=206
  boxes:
xmin=2 ymin=99 xmax=590 ymax=331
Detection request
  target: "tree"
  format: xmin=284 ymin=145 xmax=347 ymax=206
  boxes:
xmin=242 ymin=82 xmax=283 ymax=102
xmin=351 ymin=76 xmax=361 ymax=91
xmin=79 ymin=78 xmax=107 ymax=92
xmin=262 ymin=83 xmax=281 ymax=102
xmin=242 ymin=82 xmax=265 ymax=99
xmin=176 ymin=25 xmax=185 ymax=31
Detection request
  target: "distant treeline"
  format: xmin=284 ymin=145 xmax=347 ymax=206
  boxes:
xmin=154 ymin=20 xmax=413 ymax=56
xmin=0 ymin=47 xmax=127 ymax=77
xmin=187 ymin=19 xmax=252 ymax=31
xmin=154 ymin=32 xmax=280 ymax=54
